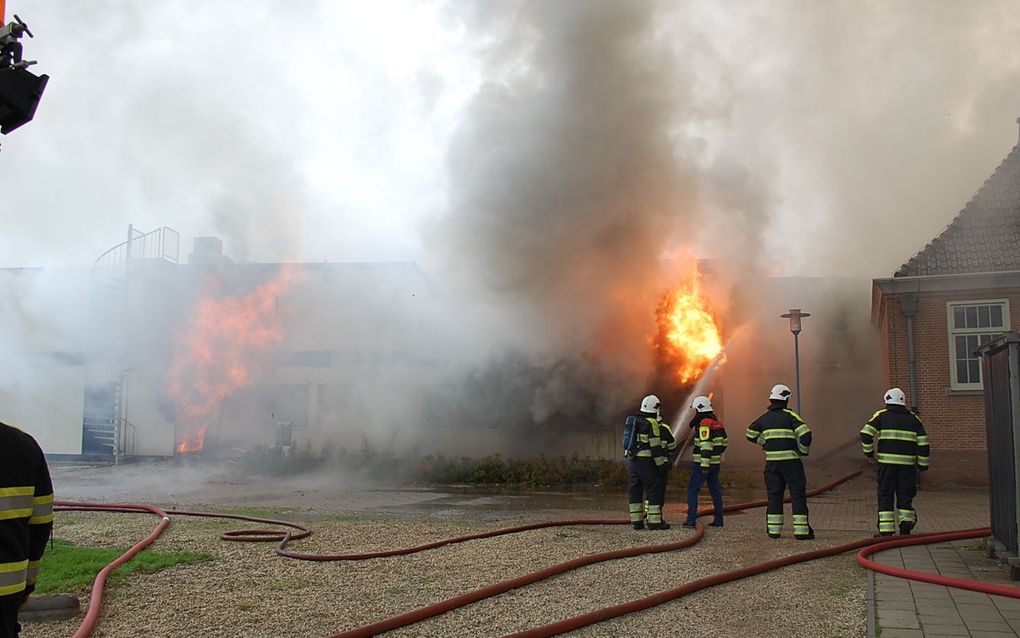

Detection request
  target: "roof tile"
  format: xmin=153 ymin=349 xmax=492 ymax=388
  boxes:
xmin=895 ymin=141 xmax=1020 ymax=277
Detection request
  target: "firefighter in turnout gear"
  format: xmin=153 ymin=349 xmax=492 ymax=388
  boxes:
xmin=627 ymin=395 xmax=676 ymax=530
xmin=0 ymin=421 xmax=53 ymax=638
xmin=746 ymin=384 xmax=814 ymax=540
xmin=655 ymin=409 xmax=680 ymax=516
xmin=860 ymin=387 xmax=930 ymax=536
xmin=683 ymin=395 xmax=727 ymax=528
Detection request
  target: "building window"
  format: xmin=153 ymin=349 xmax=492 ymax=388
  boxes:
xmin=947 ymin=300 xmax=1010 ymax=390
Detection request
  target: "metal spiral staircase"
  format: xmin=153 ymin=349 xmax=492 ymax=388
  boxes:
xmin=83 ymin=225 xmax=179 ymax=461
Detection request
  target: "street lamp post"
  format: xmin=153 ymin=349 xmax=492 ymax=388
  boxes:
xmin=780 ymin=308 xmax=810 ymax=414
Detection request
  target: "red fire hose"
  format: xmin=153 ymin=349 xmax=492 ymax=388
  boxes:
xmin=53 ymin=469 xmax=1003 ymax=638
xmin=54 ymin=503 xmax=170 ymax=638
xmin=856 ymin=526 xmax=1016 ymax=597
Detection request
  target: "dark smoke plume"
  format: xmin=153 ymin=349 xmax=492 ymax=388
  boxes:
xmin=427 ymin=1 xmax=760 ymax=427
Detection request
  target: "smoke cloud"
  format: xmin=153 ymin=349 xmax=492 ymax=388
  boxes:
xmin=4 ymin=0 xmax=1020 ymax=464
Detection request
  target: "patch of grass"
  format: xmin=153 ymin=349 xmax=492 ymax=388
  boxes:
xmin=35 ymin=539 xmax=214 ymax=594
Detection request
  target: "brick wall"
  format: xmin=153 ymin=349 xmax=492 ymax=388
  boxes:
xmin=882 ymin=286 xmax=1020 ymax=486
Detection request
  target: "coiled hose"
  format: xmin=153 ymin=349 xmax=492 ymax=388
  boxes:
xmin=53 ymin=469 xmax=1003 ymax=638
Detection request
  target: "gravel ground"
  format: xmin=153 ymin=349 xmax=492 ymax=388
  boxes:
xmin=21 ymin=506 xmax=866 ymax=638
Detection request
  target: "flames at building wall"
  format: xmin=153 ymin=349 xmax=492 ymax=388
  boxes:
xmin=655 ymin=262 xmax=724 ymax=386
xmin=167 ymin=264 xmax=298 ymax=453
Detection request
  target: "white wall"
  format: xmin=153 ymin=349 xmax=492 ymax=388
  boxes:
xmin=0 ymin=363 xmax=85 ymax=455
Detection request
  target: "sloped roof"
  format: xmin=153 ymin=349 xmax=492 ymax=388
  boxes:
xmin=896 ymin=134 xmax=1020 ymax=277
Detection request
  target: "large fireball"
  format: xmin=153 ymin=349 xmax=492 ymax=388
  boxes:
xmin=655 ymin=263 xmax=723 ymax=384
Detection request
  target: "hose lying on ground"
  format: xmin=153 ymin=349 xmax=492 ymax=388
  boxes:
xmin=56 ymin=469 xmax=1006 ymax=638
xmin=856 ymin=527 xmax=1016 ymax=597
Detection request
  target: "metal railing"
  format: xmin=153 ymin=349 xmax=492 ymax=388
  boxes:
xmin=92 ymin=225 xmax=179 ymax=287
xmin=113 ymin=416 xmax=136 ymax=463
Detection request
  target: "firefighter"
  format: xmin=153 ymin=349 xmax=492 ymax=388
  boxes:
xmin=627 ymin=394 xmax=675 ymax=530
xmin=655 ymin=407 xmax=680 ymax=517
xmin=860 ymin=387 xmax=929 ymax=536
xmin=745 ymin=384 xmax=814 ymax=540
xmin=682 ymin=395 xmax=727 ymax=528
xmin=0 ymin=420 xmax=53 ymax=638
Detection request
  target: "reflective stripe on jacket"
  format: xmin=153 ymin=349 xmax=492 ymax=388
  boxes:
xmin=0 ymin=422 xmax=54 ymax=598
xmin=691 ymin=416 xmax=728 ymax=468
xmin=746 ymin=406 xmax=811 ymax=462
xmin=860 ymin=406 xmax=930 ymax=467
xmin=631 ymin=416 xmax=675 ymax=467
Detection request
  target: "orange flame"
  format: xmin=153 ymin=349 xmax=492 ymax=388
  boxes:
xmin=656 ymin=263 xmax=723 ymax=384
xmin=168 ymin=264 xmax=297 ymax=453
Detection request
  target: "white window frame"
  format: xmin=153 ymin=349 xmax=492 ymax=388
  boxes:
xmin=946 ymin=299 xmax=1010 ymax=390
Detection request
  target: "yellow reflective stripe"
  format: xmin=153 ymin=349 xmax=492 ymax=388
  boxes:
xmin=648 ymin=437 xmax=661 ymax=446
xmin=765 ymin=450 xmax=801 ymax=461
xmin=0 ymin=487 xmax=34 ymax=498
xmin=794 ymin=424 xmax=811 ymax=437
xmin=877 ymin=452 xmax=916 ymax=465
xmin=635 ymin=450 xmax=653 ymax=457
xmin=860 ymin=424 xmax=878 ymax=436
xmin=637 ymin=434 xmax=649 ymax=442
xmin=879 ymin=430 xmax=918 ymax=442
xmin=916 ymin=435 xmax=930 ymax=446
xmin=0 ymin=582 xmax=26 ymax=596
xmin=0 ymin=561 xmax=29 ymax=574
xmin=761 ymin=429 xmax=796 ymax=439
xmin=783 ymin=409 xmax=804 ymax=422
xmin=30 ymin=495 xmax=54 ymax=524
xmin=26 ymin=560 xmax=40 ymax=585
xmin=0 ymin=508 xmax=33 ymax=520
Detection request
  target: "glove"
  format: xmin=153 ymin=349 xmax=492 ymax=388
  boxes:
xmin=918 ymin=465 xmax=928 ymax=472
xmin=864 ymin=451 xmax=873 ymax=458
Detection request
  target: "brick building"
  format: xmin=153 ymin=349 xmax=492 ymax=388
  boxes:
xmin=872 ymin=122 xmax=1020 ymax=485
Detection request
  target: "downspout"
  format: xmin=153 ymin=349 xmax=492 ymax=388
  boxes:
xmin=900 ymin=294 xmax=919 ymax=413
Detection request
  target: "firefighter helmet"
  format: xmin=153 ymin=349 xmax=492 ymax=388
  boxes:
xmin=884 ymin=387 xmax=906 ymax=406
xmin=640 ymin=394 xmax=661 ymax=414
xmin=769 ymin=384 xmax=792 ymax=401
xmin=691 ymin=395 xmax=713 ymax=413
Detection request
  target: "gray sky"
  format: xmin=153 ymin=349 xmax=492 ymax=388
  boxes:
xmin=3 ymin=0 xmax=1020 ymax=278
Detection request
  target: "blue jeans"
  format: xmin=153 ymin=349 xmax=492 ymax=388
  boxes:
xmin=685 ymin=463 xmax=724 ymax=524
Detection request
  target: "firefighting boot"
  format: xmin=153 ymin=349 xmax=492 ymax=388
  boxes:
xmin=647 ymin=522 xmax=671 ymax=530
xmin=899 ymin=521 xmax=913 ymax=536
xmin=633 ymin=521 xmax=645 ymax=530
xmin=768 ymin=533 xmax=781 ymax=539
xmin=795 ymin=526 xmax=815 ymax=541
xmin=873 ymin=532 xmax=894 ymax=537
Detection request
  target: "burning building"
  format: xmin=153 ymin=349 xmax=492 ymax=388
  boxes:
xmin=0 ymin=222 xmax=882 ymax=468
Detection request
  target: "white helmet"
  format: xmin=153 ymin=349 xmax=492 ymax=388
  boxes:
xmin=690 ymin=395 xmax=713 ymax=413
xmin=640 ymin=394 xmax=661 ymax=414
xmin=884 ymin=387 xmax=906 ymax=406
xmin=769 ymin=384 xmax=793 ymax=401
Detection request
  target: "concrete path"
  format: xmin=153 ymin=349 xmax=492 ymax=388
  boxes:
xmin=696 ymin=469 xmax=1017 ymax=638
xmin=814 ymin=476 xmax=1020 ymax=638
